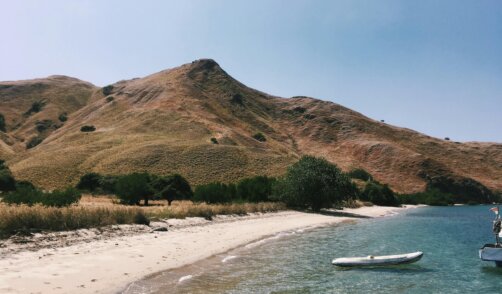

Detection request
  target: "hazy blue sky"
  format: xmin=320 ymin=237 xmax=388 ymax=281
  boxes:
xmin=1 ymin=0 xmax=501 ymax=142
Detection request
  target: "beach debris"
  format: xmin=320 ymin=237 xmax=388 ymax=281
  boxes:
xmin=152 ymin=227 xmax=168 ymax=232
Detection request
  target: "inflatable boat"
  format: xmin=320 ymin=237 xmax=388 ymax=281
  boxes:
xmin=332 ymin=251 xmax=423 ymax=267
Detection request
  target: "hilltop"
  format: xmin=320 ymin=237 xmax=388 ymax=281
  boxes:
xmin=0 ymin=59 xmax=501 ymax=198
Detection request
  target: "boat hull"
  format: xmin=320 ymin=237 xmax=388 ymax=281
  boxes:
xmin=479 ymin=244 xmax=502 ymax=267
xmin=332 ymin=251 xmax=423 ymax=267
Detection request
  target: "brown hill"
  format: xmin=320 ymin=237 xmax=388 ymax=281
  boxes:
xmin=1 ymin=59 xmax=501 ymax=198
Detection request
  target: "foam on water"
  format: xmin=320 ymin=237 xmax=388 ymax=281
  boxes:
xmin=245 ymin=231 xmax=296 ymax=249
xmin=177 ymin=275 xmax=193 ymax=283
xmin=222 ymin=255 xmax=237 ymax=263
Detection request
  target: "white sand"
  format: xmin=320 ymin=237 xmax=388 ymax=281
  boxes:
xmin=0 ymin=206 xmax=418 ymax=294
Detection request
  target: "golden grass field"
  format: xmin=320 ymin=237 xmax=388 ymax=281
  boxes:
xmin=0 ymin=195 xmax=286 ymax=238
xmin=1 ymin=59 xmax=501 ymax=195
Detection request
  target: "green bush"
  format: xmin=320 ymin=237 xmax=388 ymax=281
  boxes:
xmin=150 ymin=174 xmax=193 ymax=206
xmin=272 ymin=155 xmax=355 ymax=211
xmin=252 ymin=132 xmax=266 ymax=142
xmin=98 ymin=175 xmax=119 ymax=194
xmin=193 ymin=182 xmax=236 ymax=204
xmin=348 ymin=168 xmax=373 ymax=181
xmin=76 ymin=173 xmax=103 ymax=192
xmin=361 ymin=182 xmax=399 ymax=206
xmin=42 ymin=188 xmax=81 ymax=207
xmin=35 ymin=120 xmax=54 ymax=133
xmin=2 ymin=185 xmax=43 ymax=206
xmin=231 ymin=93 xmax=243 ymax=105
xmin=102 ymin=85 xmax=114 ymax=96
xmin=24 ymin=101 xmax=45 ymax=116
xmin=210 ymin=137 xmax=218 ymax=144
xmin=0 ymin=161 xmax=16 ymax=192
xmin=400 ymin=188 xmax=455 ymax=206
xmin=58 ymin=113 xmax=68 ymax=122
xmin=2 ymin=185 xmax=80 ymax=207
xmin=26 ymin=136 xmax=43 ymax=149
xmin=80 ymin=125 xmax=96 ymax=132
xmin=0 ymin=113 xmax=6 ymax=132
xmin=115 ymin=173 xmax=154 ymax=205
xmin=236 ymin=176 xmax=275 ymax=202
xmin=133 ymin=211 xmax=150 ymax=225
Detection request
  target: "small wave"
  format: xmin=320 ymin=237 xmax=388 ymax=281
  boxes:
xmin=245 ymin=231 xmax=296 ymax=249
xmin=222 ymin=255 xmax=238 ymax=263
xmin=178 ymin=275 xmax=193 ymax=283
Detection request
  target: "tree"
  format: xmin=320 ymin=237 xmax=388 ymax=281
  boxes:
xmin=272 ymin=155 xmax=354 ymax=211
xmin=236 ymin=176 xmax=275 ymax=202
xmin=42 ymin=187 xmax=81 ymax=207
xmin=361 ymin=182 xmax=399 ymax=206
xmin=193 ymin=182 xmax=235 ymax=204
xmin=76 ymin=172 xmax=102 ymax=192
xmin=151 ymin=174 xmax=193 ymax=206
xmin=115 ymin=173 xmax=153 ymax=205
xmin=0 ymin=160 xmax=16 ymax=192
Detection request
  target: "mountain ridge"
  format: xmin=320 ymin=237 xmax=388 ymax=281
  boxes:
xmin=1 ymin=59 xmax=501 ymax=199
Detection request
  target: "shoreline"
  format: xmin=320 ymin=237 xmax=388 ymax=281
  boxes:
xmin=0 ymin=205 xmax=420 ymax=294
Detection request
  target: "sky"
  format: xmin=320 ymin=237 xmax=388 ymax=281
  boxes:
xmin=1 ymin=0 xmax=501 ymax=142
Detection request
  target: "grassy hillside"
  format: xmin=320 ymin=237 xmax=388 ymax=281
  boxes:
xmin=1 ymin=59 xmax=501 ymax=198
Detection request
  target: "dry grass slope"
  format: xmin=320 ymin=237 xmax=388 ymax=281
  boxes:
xmin=0 ymin=59 xmax=501 ymax=197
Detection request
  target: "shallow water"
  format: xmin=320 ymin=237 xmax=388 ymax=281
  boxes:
xmin=125 ymin=206 xmax=502 ymax=293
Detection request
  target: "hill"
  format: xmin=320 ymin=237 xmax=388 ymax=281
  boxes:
xmin=1 ymin=59 xmax=501 ymax=199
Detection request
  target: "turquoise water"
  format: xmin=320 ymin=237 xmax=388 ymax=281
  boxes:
xmin=126 ymin=206 xmax=502 ymax=293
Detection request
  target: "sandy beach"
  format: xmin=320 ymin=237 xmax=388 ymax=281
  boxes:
xmin=0 ymin=205 xmax=418 ymax=294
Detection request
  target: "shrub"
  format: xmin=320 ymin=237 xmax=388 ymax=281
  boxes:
xmin=193 ymin=182 xmax=236 ymax=204
xmin=102 ymin=85 xmax=114 ymax=96
xmin=76 ymin=173 xmax=103 ymax=192
xmin=236 ymin=176 xmax=275 ymax=202
xmin=80 ymin=125 xmax=96 ymax=132
xmin=303 ymin=114 xmax=316 ymax=120
xmin=42 ymin=188 xmax=81 ymax=207
xmin=115 ymin=173 xmax=154 ymax=205
xmin=58 ymin=113 xmax=68 ymax=122
xmin=210 ymin=137 xmax=218 ymax=144
xmin=35 ymin=120 xmax=54 ymax=132
xmin=106 ymin=96 xmax=114 ymax=103
xmin=348 ymin=168 xmax=373 ymax=182
xmin=293 ymin=106 xmax=306 ymax=113
xmin=15 ymin=181 xmax=36 ymax=190
xmin=272 ymin=155 xmax=355 ymax=211
xmin=444 ymin=137 xmax=450 ymax=141
xmin=133 ymin=211 xmax=150 ymax=225
xmin=2 ymin=185 xmax=43 ymax=206
xmin=400 ymin=188 xmax=454 ymax=206
xmin=0 ymin=161 xmax=16 ymax=192
xmin=26 ymin=136 xmax=43 ymax=149
xmin=231 ymin=93 xmax=243 ymax=105
xmin=0 ymin=170 xmax=16 ymax=192
xmin=252 ymin=132 xmax=266 ymax=142
xmin=24 ymin=101 xmax=45 ymax=116
xmin=361 ymin=182 xmax=399 ymax=206
xmin=98 ymin=175 xmax=119 ymax=194
xmin=150 ymin=174 xmax=193 ymax=206
xmin=0 ymin=113 xmax=6 ymax=132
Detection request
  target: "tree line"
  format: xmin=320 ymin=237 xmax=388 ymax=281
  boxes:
xmin=2 ymin=156 xmax=497 ymax=210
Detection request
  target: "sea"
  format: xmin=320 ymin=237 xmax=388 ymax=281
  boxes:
xmin=124 ymin=206 xmax=502 ymax=293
